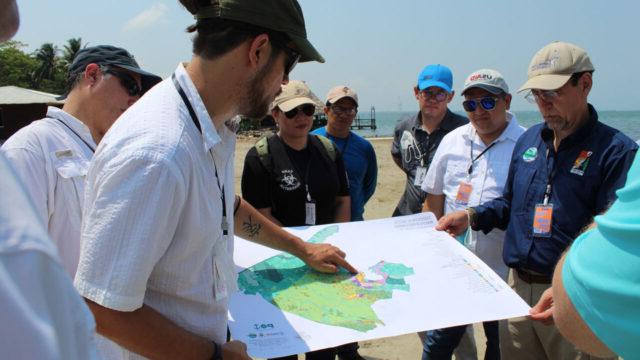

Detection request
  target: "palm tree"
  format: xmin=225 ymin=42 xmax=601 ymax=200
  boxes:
xmin=31 ymin=43 xmax=58 ymax=89
xmin=62 ymin=37 xmax=83 ymax=68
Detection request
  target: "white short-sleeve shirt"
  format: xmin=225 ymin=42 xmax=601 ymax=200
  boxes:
xmin=74 ymin=64 xmax=237 ymax=359
xmin=0 ymin=154 xmax=98 ymax=359
xmin=422 ymin=113 xmax=525 ymax=279
xmin=1 ymin=107 xmax=96 ymax=277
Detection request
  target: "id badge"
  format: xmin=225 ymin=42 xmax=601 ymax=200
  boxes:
xmin=414 ymin=166 xmax=428 ymax=186
xmin=213 ymin=261 xmax=228 ymax=301
xmin=455 ymin=182 xmax=473 ymax=205
xmin=533 ymin=204 xmax=553 ymax=237
xmin=305 ymin=201 xmax=316 ymax=225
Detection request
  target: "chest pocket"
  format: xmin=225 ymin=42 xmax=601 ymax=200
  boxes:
xmin=53 ymin=151 xmax=89 ymax=179
xmin=52 ymin=150 xmax=89 ymax=213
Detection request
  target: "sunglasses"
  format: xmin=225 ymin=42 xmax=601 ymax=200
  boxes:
xmin=462 ymin=96 xmax=499 ymax=112
xmin=283 ymin=104 xmax=315 ymax=119
xmin=419 ymin=89 xmax=449 ymax=102
xmin=105 ymin=69 xmax=142 ymax=97
xmin=270 ymin=36 xmax=301 ymax=76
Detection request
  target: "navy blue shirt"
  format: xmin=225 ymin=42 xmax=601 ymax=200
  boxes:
xmin=474 ymin=105 xmax=638 ymax=275
xmin=311 ymin=128 xmax=378 ymax=221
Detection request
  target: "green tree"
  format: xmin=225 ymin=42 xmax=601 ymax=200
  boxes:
xmin=62 ymin=37 xmax=83 ymax=69
xmin=0 ymin=41 xmax=38 ymax=88
xmin=31 ymin=42 xmax=59 ymax=89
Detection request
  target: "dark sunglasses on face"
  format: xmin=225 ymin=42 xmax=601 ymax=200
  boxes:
xmin=105 ymin=68 xmax=142 ymax=97
xmin=270 ymin=36 xmax=301 ymax=76
xmin=283 ymin=104 xmax=315 ymax=119
xmin=462 ymin=96 xmax=499 ymax=112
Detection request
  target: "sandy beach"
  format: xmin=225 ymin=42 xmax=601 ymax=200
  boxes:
xmin=234 ymin=135 xmax=487 ymax=360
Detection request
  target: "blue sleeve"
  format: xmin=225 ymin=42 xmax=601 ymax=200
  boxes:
xmin=363 ymin=143 xmax=378 ymax=202
xmin=595 ymin=141 xmax=637 ymax=213
xmin=562 ymin=152 xmax=640 ymax=359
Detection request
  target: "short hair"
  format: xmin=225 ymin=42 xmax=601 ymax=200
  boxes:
xmin=569 ymin=71 xmax=594 ymax=86
xmin=179 ymin=1 xmax=289 ymax=60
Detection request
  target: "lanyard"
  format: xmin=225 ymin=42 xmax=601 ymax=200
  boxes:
xmin=52 ymin=117 xmax=95 ymax=153
xmin=172 ymin=74 xmax=228 ymax=235
xmin=467 ymin=136 xmax=497 ymax=177
xmin=543 ymin=148 xmax=557 ymax=205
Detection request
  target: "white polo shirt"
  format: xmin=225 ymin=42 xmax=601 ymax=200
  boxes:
xmin=1 ymin=107 xmax=95 ymax=277
xmin=422 ymin=112 xmax=525 ymax=279
xmin=74 ymin=64 xmax=237 ymax=359
xmin=0 ymin=154 xmax=98 ymax=359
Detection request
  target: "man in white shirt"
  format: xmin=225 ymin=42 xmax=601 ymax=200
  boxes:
xmin=0 ymin=3 xmax=98 ymax=358
xmin=420 ymin=69 xmax=525 ymax=360
xmin=74 ymin=1 xmax=357 ymax=359
xmin=1 ymin=45 xmax=161 ymax=276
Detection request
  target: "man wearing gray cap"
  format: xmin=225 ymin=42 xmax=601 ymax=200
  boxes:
xmin=437 ymin=42 xmax=637 ymax=359
xmin=1 ymin=45 xmax=161 ymax=277
xmin=420 ymin=69 xmax=525 ymax=360
xmin=74 ymin=1 xmax=356 ymax=360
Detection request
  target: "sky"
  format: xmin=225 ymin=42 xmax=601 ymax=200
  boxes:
xmin=12 ymin=0 xmax=640 ymax=112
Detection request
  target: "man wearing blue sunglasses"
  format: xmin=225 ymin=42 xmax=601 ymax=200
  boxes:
xmin=421 ymin=69 xmax=525 ymax=360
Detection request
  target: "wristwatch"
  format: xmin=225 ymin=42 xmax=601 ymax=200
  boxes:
xmin=466 ymin=207 xmax=477 ymax=229
xmin=211 ymin=341 xmax=223 ymax=360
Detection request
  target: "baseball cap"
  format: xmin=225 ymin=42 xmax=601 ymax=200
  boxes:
xmin=518 ymin=41 xmax=594 ymax=92
xmin=326 ymin=85 xmax=358 ymax=105
xmin=194 ymin=0 xmax=324 ymax=63
xmin=271 ymin=80 xmax=321 ymax=112
xmin=417 ymin=64 xmax=453 ymax=93
xmin=462 ymin=69 xmax=509 ymax=95
xmin=62 ymin=45 xmax=162 ymax=99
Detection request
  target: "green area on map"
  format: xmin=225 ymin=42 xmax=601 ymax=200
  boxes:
xmin=237 ymin=225 xmax=414 ymax=332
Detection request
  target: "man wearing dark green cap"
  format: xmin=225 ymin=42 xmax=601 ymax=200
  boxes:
xmin=74 ymin=1 xmax=356 ymax=360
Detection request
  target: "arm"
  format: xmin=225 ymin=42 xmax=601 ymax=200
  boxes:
xmin=234 ymin=199 xmax=357 ymax=274
xmin=550 ymin=254 xmax=616 ymax=357
xmin=422 ymin=193 xmax=445 ymax=219
xmin=333 ymin=196 xmax=351 ymax=223
xmin=595 ymin=146 xmax=637 ymax=214
xmin=85 ymin=301 xmax=249 ymax=360
xmin=363 ymin=144 xmax=378 ymax=203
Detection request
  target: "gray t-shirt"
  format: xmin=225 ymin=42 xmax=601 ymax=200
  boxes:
xmin=391 ymin=109 xmax=468 ymax=215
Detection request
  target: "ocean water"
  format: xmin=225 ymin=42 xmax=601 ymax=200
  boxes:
xmin=354 ymin=110 xmax=640 ymax=141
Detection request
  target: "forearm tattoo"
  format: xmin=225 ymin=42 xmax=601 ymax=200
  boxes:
xmin=242 ymin=215 xmax=261 ymax=239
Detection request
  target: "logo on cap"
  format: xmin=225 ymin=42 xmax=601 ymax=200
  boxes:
xmin=469 ymin=73 xmax=493 ymax=81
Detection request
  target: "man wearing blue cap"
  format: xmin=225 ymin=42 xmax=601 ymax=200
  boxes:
xmin=391 ymin=64 xmax=468 ymax=217
xmin=1 ymin=45 xmax=161 ymax=277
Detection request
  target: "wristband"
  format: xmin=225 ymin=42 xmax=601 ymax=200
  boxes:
xmin=211 ymin=341 xmax=223 ymax=360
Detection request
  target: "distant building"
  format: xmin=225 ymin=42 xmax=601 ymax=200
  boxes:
xmin=0 ymin=86 xmax=64 ymax=142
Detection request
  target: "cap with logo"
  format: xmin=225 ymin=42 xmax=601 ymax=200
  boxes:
xmin=271 ymin=80 xmax=321 ymax=112
xmin=462 ymin=69 xmax=509 ymax=95
xmin=193 ymin=0 xmax=324 ymax=63
xmin=326 ymin=85 xmax=358 ymax=105
xmin=417 ymin=64 xmax=453 ymax=93
xmin=518 ymin=41 xmax=594 ymax=92
xmin=63 ymin=45 xmax=162 ymax=99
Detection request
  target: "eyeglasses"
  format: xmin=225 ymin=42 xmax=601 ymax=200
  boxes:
xmin=418 ymin=89 xmax=449 ymax=102
xmin=525 ymin=89 xmax=559 ymax=104
xmin=331 ymin=105 xmax=357 ymax=116
xmin=104 ymin=68 xmax=142 ymax=97
xmin=462 ymin=97 xmax=499 ymax=112
xmin=283 ymin=104 xmax=315 ymax=119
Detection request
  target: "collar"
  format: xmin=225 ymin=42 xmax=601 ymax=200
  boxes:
xmin=412 ymin=109 xmax=458 ymax=133
xmin=462 ymin=111 xmax=521 ymax=146
xmin=173 ymin=63 xmax=222 ymax=153
xmin=540 ymin=104 xmax=598 ymax=151
xmin=47 ymin=106 xmax=97 ymax=148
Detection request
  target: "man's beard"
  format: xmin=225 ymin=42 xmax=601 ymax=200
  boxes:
xmin=240 ymin=55 xmax=280 ymax=119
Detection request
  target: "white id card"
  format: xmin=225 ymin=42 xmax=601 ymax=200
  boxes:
xmin=305 ymin=201 xmax=316 ymax=225
xmin=414 ymin=166 xmax=427 ymax=186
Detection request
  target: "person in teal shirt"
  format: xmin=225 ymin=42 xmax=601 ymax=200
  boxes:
xmin=531 ymin=152 xmax=640 ymax=359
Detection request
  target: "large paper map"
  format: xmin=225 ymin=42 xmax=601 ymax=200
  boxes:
xmin=229 ymin=213 xmax=530 ymax=358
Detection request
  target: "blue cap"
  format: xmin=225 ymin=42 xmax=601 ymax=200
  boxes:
xmin=417 ymin=64 xmax=453 ymax=93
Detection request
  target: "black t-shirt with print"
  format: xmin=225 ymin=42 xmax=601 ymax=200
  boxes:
xmin=241 ymin=134 xmax=350 ymax=227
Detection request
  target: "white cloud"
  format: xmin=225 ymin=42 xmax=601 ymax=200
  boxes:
xmin=123 ymin=3 xmax=168 ymax=32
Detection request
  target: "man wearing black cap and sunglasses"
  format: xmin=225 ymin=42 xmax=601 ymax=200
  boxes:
xmin=74 ymin=1 xmax=356 ymax=360
xmin=1 ymin=45 xmax=161 ymax=278
xmin=420 ymin=69 xmax=525 ymax=360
